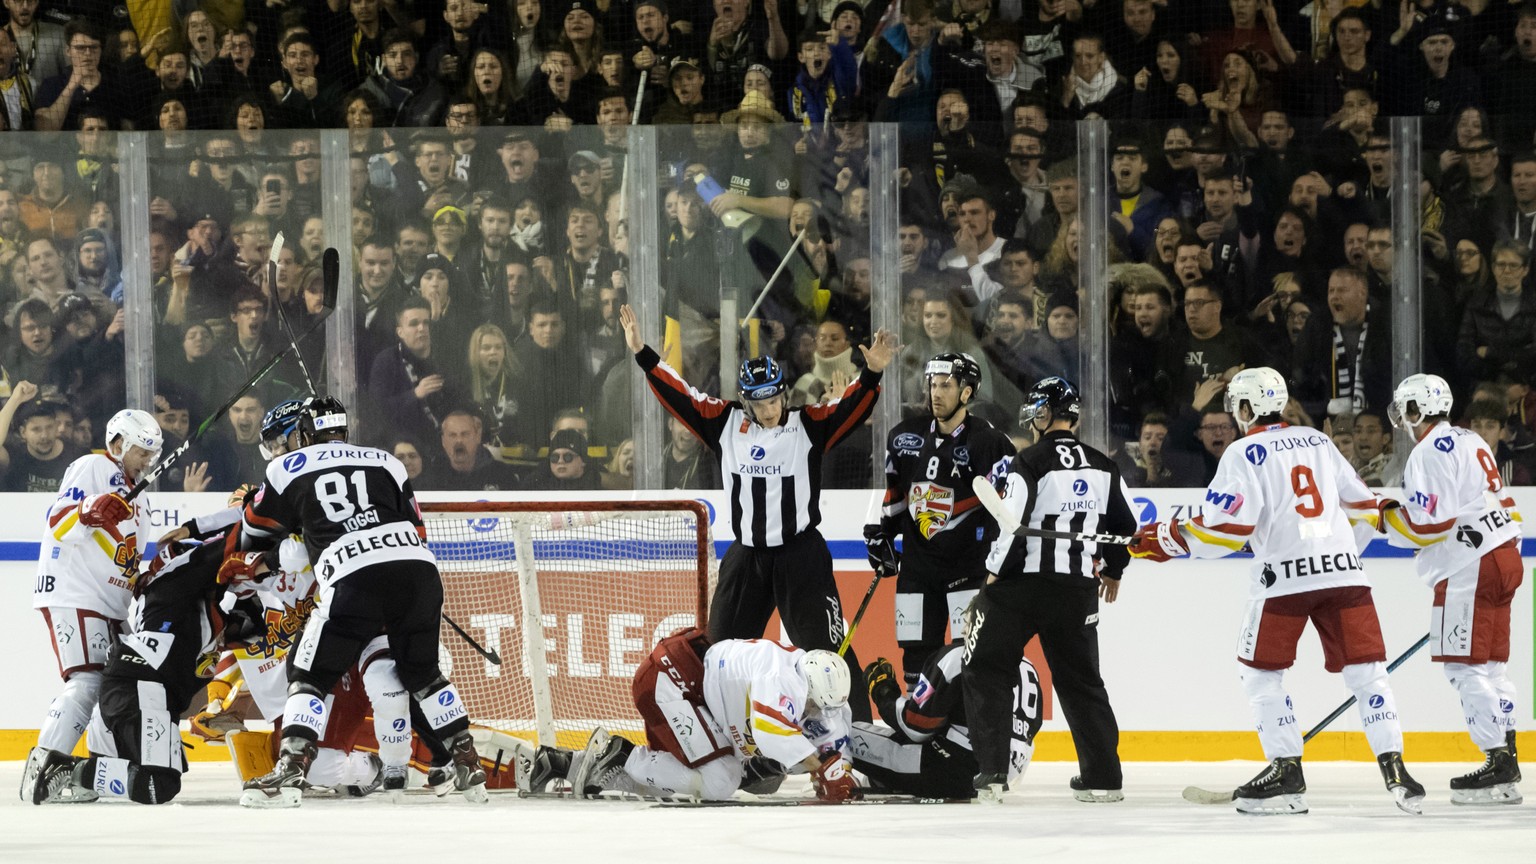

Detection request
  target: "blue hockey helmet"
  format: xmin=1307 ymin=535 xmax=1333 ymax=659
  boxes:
xmin=738 ymin=356 xmax=786 ymax=402
xmin=259 ymin=399 xmax=306 ymax=460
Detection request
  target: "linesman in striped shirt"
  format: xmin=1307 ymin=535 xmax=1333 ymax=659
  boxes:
xmin=621 ymin=306 xmax=896 ymax=722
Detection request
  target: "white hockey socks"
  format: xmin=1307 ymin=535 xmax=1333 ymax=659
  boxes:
xmin=38 ymin=670 xmax=101 ymax=753
xmin=1241 ymin=668 xmax=1302 ymax=759
xmin=415 ymin=681 xmax=469 ymax=734
xmin=1342 ymin=662 xmax=1404 ymax=756
xmin=1444 ymin=662 xmax=1510 ymax=751
xmin=1489 ymin=662 xmax=1518 ymax=742
xmin=362 ymin=656 xmax=412 ymax=767
xmin=283 ymin=690 xmax=331 ymax=740
xmin=619 ymin=746 xmax=739 ymax=800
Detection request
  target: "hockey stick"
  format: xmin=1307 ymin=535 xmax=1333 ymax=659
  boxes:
xmin=1181 ymin=632 xmax=1433 ymax=805
xmin=124 ymin=249 xmax=340 ymax=503
xmin=741 ymin=227 xmax=809 ymax=326
xmin=444 ymin=613 xmax=502 ymax=665
xmin=652 ymin=792 xmax=970 ymax=807
xmin=970 ymin=476 xmax=1137 ymax=545
xmin=838 ymin=490 xmax=888 ymax=656
xmin=266 ymin=232 xmax=320 ymax=396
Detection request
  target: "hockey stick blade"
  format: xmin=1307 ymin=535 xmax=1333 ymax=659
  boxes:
xmin=444 ymin=613 xmax=501 ymax=665
xmin=652 ymin=792 xmax=970 ymax=807
xmin=126 ymin=274 xmax=339 ymax=503
xmin=1181 ymin=786 xmax=1236 ymax=805
xmin=971 ymin=476 xmax=1133 ymax=544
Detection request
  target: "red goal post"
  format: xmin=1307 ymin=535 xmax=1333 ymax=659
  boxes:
xmin=422 ymin=501 xmax=716 ymax=749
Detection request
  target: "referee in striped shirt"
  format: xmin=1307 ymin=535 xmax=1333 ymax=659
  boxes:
xmin=964 ymin=377 xmax=1136 ymax=802
xmin=621 ymin=306 xmax=896 ymax=722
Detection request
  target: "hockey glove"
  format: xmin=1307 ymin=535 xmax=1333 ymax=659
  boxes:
xmin=217 ymin=552 xmax=268 ymax=585
xmin=865 ymin=658 xmax=899 ymax=705
xmin=1128 ymin=521 xmax=1188 ymax=563
xmin=79 ymin=493 xmax=131 ymax=528
xmin=810 ymin=753 xmax=860 ymax=803
xmin=863 ymin=523 xmax=899 ymax=578
xmin=227 ymin=483 xmax=259 ymax=509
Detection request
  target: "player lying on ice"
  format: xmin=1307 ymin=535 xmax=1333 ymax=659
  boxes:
xmin=527 ymin=630 xmax=862 ymax=802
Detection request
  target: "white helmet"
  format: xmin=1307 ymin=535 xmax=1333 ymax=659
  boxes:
xmin=1224 ymin=367 xmax=1289 ymax=432
xmin=104 ymin=409 xmax=163 ymax=464
xmin=1390 ymin=373 xmax=1453 ymax=431
xmin=801 ymin=649 xmax=851 ymax=709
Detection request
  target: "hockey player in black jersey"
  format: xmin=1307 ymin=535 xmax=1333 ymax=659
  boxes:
xmin=854 ymin=641 xmax=1041 ymax=799
xmin=866 ymin=352 xmax=1014 ymax=688
xmin=234 ymin=396 xmax=487 ymax=808
xmin=621 ymin=305 xmax=895 ymax=722
xmin=964 ymin=377 xmax=1137 ymax=803
xmin=28 ymin=538 xmax=249 ymax=804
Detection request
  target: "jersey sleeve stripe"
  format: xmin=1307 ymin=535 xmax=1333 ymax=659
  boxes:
xmin=48 ymin=505 xmax=80 ymax=529
xmin=1185 ymin=519 xmax=1249 ymax=551
xmin=749 ymin=701 xmax=802 ymax=735
xmin=1384 ymin=509 xmax=1441 ymax=547
xmin=90 ymin=531 xmax=117 ymax=560
xmin=823 ymin=390 xmax=877 ymax=448
xmin=51 ymin=510 xmax=81 ymax=540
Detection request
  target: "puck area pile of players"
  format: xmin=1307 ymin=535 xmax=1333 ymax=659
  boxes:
xmin=12 ymin=307 xmax=1527 ymax=815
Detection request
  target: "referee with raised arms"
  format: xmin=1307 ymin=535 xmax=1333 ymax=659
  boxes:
xmin=620 ymin=306 xmax=896 ymax=722
xmin=964 ymin=377 xmax=1137 ymax=803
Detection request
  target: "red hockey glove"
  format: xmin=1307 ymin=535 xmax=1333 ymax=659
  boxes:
xmin=217 ymin=552 xmax=267 ymax=585
xmin=811 ymin=753 xmax=860 ymax=803
xmin=1128 ymin=521 xmax=1188 ymax=563
xmin=79 ymin=493 xmax=131 ymax=528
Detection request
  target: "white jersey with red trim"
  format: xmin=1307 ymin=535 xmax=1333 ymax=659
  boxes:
xmin=699 ymin=639 xmax=838 ymax=769
xmin=1179 ymin=423 xmax=1382 ymax=599
xmin=1385 ymin=422 xmax=1524 ymax=587
xmin=227 ymin=537 xmax=318 ymax=659
xmin=33 ymin=453 xmax=149 ymax=618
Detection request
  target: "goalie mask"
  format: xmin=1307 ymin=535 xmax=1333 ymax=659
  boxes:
xmin=801 ymin=649 xmax=851 ymax=709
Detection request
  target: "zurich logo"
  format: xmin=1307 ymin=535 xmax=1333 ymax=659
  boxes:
xmin=749 ymin=445 xmax=766 ymax=461
xmin=109 ymin=779 xmax=125 ymax=795
xmin=308 ymin=698 xmax=325 ymax=714
xmin=1368 ymin=695 xmax=1385 ymax=709
xmin=1500 ymin=699 xmax=1515 ymax=714
xmin=1071 ymin=479 xmax=1088 ymax=496
xmin=1244 ymin=444 xmax=1267 ymax=466
xmin=1433 ymin=436 xmax=1454 ymax=453
xmin=1132 ymin=496 xmax=1157 ymax=524
xmin=392 ymin=718 xmax=408 ymax=731
xmin=283 ymin=452 xmax=307 ymax=472
xmin=438 ymin=691 xmax=456 ymax=706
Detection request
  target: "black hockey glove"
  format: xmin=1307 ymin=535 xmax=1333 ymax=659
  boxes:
xmin=863 ymin=523 xmax=899 ymax=578
xmin=865 ymin=657 xmax=899 ymax=705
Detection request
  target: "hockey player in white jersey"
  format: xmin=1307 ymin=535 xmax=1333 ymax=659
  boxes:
xmin=1383 ymin=373 xmax=1524 ymax=804
xmin=534 ymin=632 xmax=859 ymax=802
xmin=1130 ymin=368 xmax=1426 ymax=815
xmin=21 ymin=409 xmax=161 ymax=803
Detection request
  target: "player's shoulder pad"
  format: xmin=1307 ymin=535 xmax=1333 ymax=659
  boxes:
xmin=76 ymin=452 xmax=131 ymax=493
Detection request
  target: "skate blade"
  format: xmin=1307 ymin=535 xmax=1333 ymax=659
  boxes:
xmin=975 ymin=784 xmax=1005 ymax=804
xmin=240 ymin=787 xmax=303 ymax=809
xmin=44 ymin=787 xmax=99 ymax=805
xmin=1390 ymin=787 xmax=1424 ymax=815
xmin=1450 ymin=784 xmax=1522 ymax=806
xmin=20 ymin=749 xmax=45 ymax=804
xmin=1235 ymin=794 xmax=1307 ymax=815
xmin=1072 ymin=788 xmax=1124 ymax=803
xmin=1182 ymin=786 xmax=1235 ymax=805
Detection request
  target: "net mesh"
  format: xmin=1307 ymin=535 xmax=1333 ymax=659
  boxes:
xmin=424 ymin=502 xmax=715 ymax=749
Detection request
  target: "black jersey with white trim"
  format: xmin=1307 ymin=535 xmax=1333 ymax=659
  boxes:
xmin=239 ymin=441 xmax=430 ymax=576
xmin=872 ymin=644 xmax=1040 ymax=755
xmin=985 ymin=429 xmax=1136 ymax=584
xmin=111 ymin=540 xmax=229 ymax=710
xmin=881 ymin=415 xmax=1015 ymax=566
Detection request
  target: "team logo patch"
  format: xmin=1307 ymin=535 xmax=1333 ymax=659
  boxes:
xmin=907 ymin=482 xmax=956 ymax=539
xmin=392 ymin=718 xmax=407 ymax=732
xmin=1133 ymin=497 xmax=1157 ymax=524
xmin=893 ymin=432 xmax=923 ymax=451
xmin=54 ymin=621 xmax=75 ymax=644
xmin=1071 ymin=479 xmax=1088 ymax=496
xmin=1410 ymin=490 xmax=1438 ymax=516
xmin=1368 ymin=695 xmax=1385 ymax=709
xmin=1433 ymin=436 xmax=1455 ymax=453
xmin=282 ymin=453 xmax=307 ymax=472
xmin=952 ymin=446 xmax=970 ymax=466
xmin=1260 ymin=563 xmax=1277 ymax=588
xmin=911 ymin=676 xmax=933 ymax=707
xmin=1244 ymin=444 xmax=1267 ymax=466
xmin=750 ymin=445 xmax=766 ymax=461
xmin=438 ymin=691 xmax=456 ymax=706
xmin=1500 ymin=699 xmax=1515 ymax=714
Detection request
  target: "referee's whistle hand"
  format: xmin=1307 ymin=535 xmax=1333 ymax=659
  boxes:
xmin=860 ymin=329 xmax=898 ymax=373
xmin=620 ymin=304 xmax=645 ymax=354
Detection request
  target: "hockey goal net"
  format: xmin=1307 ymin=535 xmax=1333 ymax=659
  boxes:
xmin=423 ymin=501 xmax=715 ymax=749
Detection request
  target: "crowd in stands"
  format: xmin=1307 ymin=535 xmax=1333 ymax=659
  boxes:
xmin=0 ymin=0 xmax=1533 ymax=494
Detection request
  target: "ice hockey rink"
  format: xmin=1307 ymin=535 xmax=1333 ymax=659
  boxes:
xmin=1 ymin=760 xmax=1528 ymax=863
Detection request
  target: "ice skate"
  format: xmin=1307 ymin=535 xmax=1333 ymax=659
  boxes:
xmin=519 ymin=746 xmax=572 ymax=795
xmin=739 ymin=755 xmax=786 ymax=795
xmin=1070 ymin=775 xmax=1124 ymax=803
xmin=572 ymin=728 xmax=637 ymax=798
xmin=973 ymin=772 xmax=1007 ymax=804
xmin=24 ymin=749 xmax=97 ymax=805
xmin=239 ymin=737 xmax=315 ymax=809
xmin=1234 ymin=757 xmax=1307 ymax=815
xmin=1376 ymin=752 xmax=1425 ymax=814
xmin=426 ymin=732 xmax=489 ymax=801
xmin=381 ymin=764 xmax=409 ymax=794
xmin=345 ymin=753 xmax=385 ymax=797
xmin=1450 ymin=746 xmax=1522 ymax=806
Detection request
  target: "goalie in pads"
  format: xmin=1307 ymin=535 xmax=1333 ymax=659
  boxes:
xmin=1130 ymin=367 xmax=1425 ymax=815
xmin=536 ymin=631 xmax=859 ymax=802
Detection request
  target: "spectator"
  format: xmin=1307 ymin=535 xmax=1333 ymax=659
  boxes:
xmin=1180 ymin=406 xmax=1237 ymax=485
xmin=419 ymin=407 xmax=521 ymax=491
xmin=600 ymin=437 xmax=634 ymax=490
xmin=19 ymin=158 xmax=87 ymax=240
xmin=3 ymin=297 xmax=74 ymax=395
xmin=939 ymin=191 xmax=1005 ymax=302
xmin=1059 ymin=33 xmax=1130 ymax=119
xmin=356 ymin=235 xmax=408 ymax=377
xmin=24 ymin=237 xmax=75 ymax=307
xmin=790 ymin=319 xmax=858 ymax=406
xmin=459 ymin=198 xmax=516 ymax=314
xmin=1467 ymin=397 xmax=1535 ymax=487
xmin=213 ymin=286 xmax=300 ymax=409
xmin=0 ymin=394 xmax=78 ymax=492
xmin=1457 ymin=241 xmax=1536 ymax=385
xmin=34 ymin=18 xmax=114 ymax=131
xmin=368 ymin=296 xmax=461 ymax=448
xmin=207 ymin=393 xmax=266 ymax=485
xmin=151 ymin=387 xmax=216 ymax=492
xmin=4 ymin=0 xmax=66 ymax=97
xmin=510 ymin=292 xmax=590 ymax=447
xmin=1114 ymin=411 xmax=1199 ymax=488
xmin=413 ymin=253 xmax=477 ymax=382
xmin=1108 ymin=138 xmax=1171 ymax=260
xmin=527 ymin=427 xmax=603 ymax=490
xmin=1350 ymin=408 xmax=1393 ymax=485
xmin=663 ymin=413 xmax=720 ymax=489
xmin=1294 ymin=266 xmax=1393 ymax=421
xmin=466 ymin=323 xmax=525 ymax=449
xmin=1168 ymin=281 xmax=1258 ymax=415
xmin=1447 ymin=238 xmax=1492 ymax=308
xmin=391 ymin=439 xmax=426 ymax=482
xmin=1130 ymin=37 xmax=1202 ymax=123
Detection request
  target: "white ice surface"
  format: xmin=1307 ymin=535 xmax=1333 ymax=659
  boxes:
xmin=1 ymin=760 xmax=1530 ymax=863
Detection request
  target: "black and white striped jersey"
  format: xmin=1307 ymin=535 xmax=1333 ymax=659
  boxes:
xmin=636 ymin=347 xmax=881 ymax=547
xmin=985 ymin=429 xmax=1136 ymax=584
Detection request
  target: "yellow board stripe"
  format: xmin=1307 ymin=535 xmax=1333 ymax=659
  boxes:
xmin=2 ymin=730 xmax=1528 ymax=763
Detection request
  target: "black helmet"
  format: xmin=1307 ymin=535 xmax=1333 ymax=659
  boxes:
xmin=1020 ymin=376 xmax=1080 ymax=428
xmin=298 ymin=396 xmax=349 ymax=443
xmin=259 ymin=399 xmax=306 ymax=459
xmin=925 ymin=352 xmax=982 ymax=401
xmin=738 ymin=356 xmax=786 ymax=401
